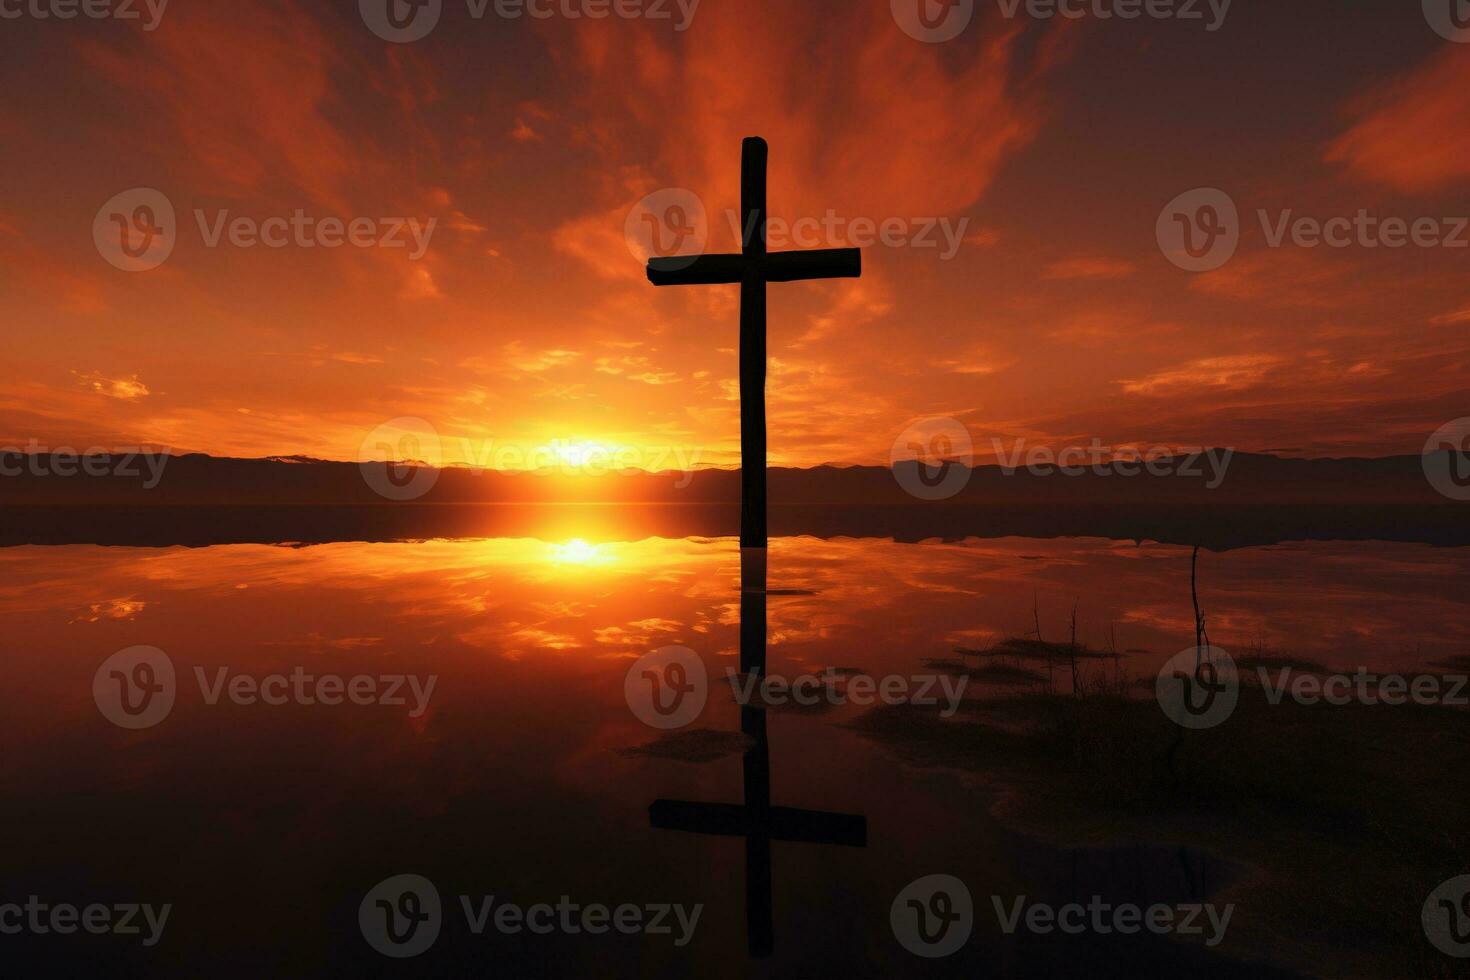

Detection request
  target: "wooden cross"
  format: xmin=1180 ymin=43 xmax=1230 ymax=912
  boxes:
xmin=647 ymin=138 xmax=863 ymax=549
xmin=648 ymin=548 xmax=868 ymax=958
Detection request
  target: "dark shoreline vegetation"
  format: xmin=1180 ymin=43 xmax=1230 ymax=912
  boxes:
xmin=3 ymin=501 xmax=1468 ymax=551
xmin=0 ymin=451 xmax=1457 ymax=508
xmin=850 ymin=639 xmax=1470 ymax=979
xmin=5 ymin=451 xmax=1466 ymax=550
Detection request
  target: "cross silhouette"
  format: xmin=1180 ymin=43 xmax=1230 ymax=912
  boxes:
xmin=648 ymin=548 xmax=868 ymax=958
xmin=646 ymin=138 xmax=863 ymax=548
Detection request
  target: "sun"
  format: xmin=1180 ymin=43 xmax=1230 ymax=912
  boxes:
xmin=550 ymin=440 xmax=615 ymax=469
xmin=548 ymin=538 xmax=614 ymax=566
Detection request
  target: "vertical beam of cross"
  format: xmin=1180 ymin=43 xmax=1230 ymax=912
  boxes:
xmin=740 ymin=138 xmax=769 ymax=550
xmin=647 ymin=138 xmax=862 ymax=549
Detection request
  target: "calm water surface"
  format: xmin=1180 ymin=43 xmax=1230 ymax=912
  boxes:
xmin=3 ymin=533 xmax=1467 ymax=976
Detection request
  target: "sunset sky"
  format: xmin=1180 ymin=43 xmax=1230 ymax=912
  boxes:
xmin=2 ymin=0 xmax=1467 ymax=468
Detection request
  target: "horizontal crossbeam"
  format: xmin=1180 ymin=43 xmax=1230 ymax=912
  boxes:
xmin=649 ymin=799 xmax=868 ymax=847
xmin=647 ymin=248 xmax=862 ymax=287
xmin=647 ymin=253 xmax=745 ymax=286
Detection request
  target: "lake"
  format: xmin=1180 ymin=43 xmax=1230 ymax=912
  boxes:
xmin=4 ymin=526 xmax=1468 ymax=977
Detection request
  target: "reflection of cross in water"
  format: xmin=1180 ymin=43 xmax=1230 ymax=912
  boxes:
xmin=648 ymin=548 xmax=868 ymax=958
xmin=646 ymin=137 xmax=862 ymax=549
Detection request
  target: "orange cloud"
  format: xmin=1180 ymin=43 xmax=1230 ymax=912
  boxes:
xmin=549 ymin=2 xmax=1067 ymax=248
xmin=74 ymin=372 xmax=151 ymax=401
xmin=1119 ymin=354 xmax=1284 ymax=396
xmin=1430 ymin=307 xmax=1470 ymax=326
xmin=1189 ymin=250 xmax=1359 ymax=309
xmin=77 ymin=2 xmax=355 ymax=207
xmin=1326 ymin=46 xmax=1470 ymax=193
